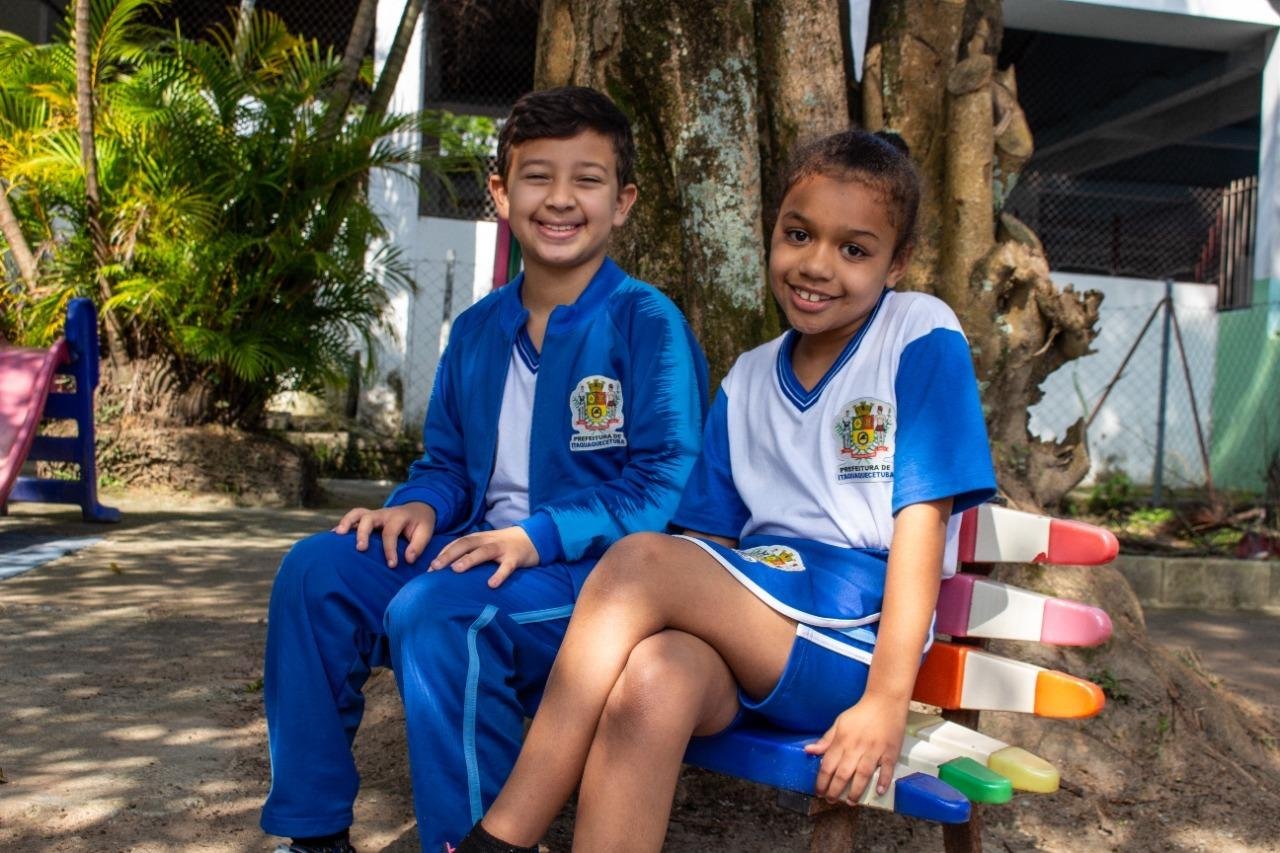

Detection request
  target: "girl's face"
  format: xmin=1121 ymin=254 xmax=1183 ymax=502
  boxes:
xmin=768 ymin=173 xmax=909 ymax=348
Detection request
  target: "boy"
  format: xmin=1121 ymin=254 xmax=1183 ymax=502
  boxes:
xmin=261 ymin=86 xmax=709 ymax=853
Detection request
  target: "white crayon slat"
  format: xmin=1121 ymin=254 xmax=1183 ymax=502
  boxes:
xmin=972 ymin=504 xmax=1053 ymax=563
xmin=900 ymin=734 xmax=956 ymax=776
xmin=907 ymin=712 xmax=1007 ymax=762
xmin=967 ymin=578 xmax=1047 ymax=640
xmin=958 ymin=650 xmax=1042 ymax=713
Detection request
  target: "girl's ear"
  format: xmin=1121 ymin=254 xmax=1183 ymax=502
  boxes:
xmin=488 ymin=174 xmax=511 ymax=220
xmin=885 ymin=244 xmax=914 ymax=286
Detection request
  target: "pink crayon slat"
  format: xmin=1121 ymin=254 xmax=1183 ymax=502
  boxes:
xmin=957 ymin=504 xmax=1118 ymax=565
xmin=936 ymin=574 xmax=1112 ymax=646
xmin=1042 ymin=597 xmax=1113 ymax=646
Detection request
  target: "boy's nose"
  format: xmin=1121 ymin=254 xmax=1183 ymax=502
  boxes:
xmin=545 ymin=178 xmax=577 ymax=208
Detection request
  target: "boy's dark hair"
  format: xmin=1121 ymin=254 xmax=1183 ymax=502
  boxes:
xmin=496 ymin=86 xmax=637 ymax=188
xmin=780 ymin=129 xmax=921 ymax=259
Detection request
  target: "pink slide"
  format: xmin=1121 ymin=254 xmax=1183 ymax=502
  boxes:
xmin=0 ymin=339 xmax=69 ymax=505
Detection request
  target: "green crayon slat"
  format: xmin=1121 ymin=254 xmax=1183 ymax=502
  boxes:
xmin=938 ymin=757 xmax=1013 ymax=804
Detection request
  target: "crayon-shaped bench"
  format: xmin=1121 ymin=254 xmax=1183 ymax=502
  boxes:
xmin=683 ymin=503 xmax=1117 ymax=851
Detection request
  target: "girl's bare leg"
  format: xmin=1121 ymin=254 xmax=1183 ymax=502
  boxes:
xmin=571 ymin=630 xmax=740 ymax=853
xmin=481 ymin=533 xmax=796 ymax=846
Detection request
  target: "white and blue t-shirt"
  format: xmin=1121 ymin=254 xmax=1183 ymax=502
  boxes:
xmin=672 ymin=289 xmax=996 ymax=630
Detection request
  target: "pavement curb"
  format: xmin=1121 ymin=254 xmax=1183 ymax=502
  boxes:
xmin=1113 ymin=554 xmax=1280 ymax=610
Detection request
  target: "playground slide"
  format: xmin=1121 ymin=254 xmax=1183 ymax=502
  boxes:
xmin=0 ymin=339 xmax=69 ymax=506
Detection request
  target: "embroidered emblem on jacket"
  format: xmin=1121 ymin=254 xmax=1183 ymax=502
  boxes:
xmin=739 ymin=545 xmax=805 ymax=572
xmin=834 ymin=398 xmax=894 ymax=482
xmin=570 ymin=375 xmax=627 ymax=451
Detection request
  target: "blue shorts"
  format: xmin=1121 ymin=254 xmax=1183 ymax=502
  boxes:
xmin=737 ymin=624 xmax=874 ymax=732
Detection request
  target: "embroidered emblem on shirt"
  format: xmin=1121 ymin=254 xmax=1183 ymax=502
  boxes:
xmin=569 ymin=375 xmax=627 ymax=451
xmin=834 ymin=398 xmax=894 ymax=483
xmin=739 ymin=545 xmax=805 ymax=572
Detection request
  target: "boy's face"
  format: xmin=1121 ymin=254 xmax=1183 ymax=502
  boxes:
xmin=489 ymin=130 xmax=637 ymax=280
xmin=768 ymin=174 xmax=908 ymax=348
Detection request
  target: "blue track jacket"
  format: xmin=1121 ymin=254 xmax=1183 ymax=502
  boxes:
xmin=385 ymin=257 xmax=710 ymax=564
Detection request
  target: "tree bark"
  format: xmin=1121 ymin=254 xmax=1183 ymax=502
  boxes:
xmin=0 ymin=180 xmax=39 ymax=290
xmin=368 ymin=0 xmax=426 ymax=120
xmin=319 ymin=0 xmax=378 ymax=140
xmin=73 ymin=0 xmax=124 ymax=359
xmin=869 ymin=0 xmax=1099 ymax=508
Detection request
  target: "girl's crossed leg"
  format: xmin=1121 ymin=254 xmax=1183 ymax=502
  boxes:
xmin=478 ymin=532 xmax=799 ymax=849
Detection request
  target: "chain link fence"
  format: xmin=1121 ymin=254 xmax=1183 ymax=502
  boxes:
xmin=1029 ymin=278 xmax=1221 ymax=493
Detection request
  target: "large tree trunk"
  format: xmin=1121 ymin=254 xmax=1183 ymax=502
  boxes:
xmin=535 ymin=0 xmax=802 ymax=380
xmin=867 ymin=0 xmax=1097 ymax=507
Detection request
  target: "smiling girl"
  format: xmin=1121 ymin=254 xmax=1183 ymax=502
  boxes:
xmin=455 ymin=129 xmax=997 ymax=853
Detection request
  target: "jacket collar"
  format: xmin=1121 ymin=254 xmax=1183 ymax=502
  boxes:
xmin=498 ymin=257 xmax=627 ymax=337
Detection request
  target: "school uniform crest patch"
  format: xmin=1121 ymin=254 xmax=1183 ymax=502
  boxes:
xmin=834 ymin=398 xmax=894 ymax=483
xmin=738 ymin=545 xmax=805 ymax=572
xmin=569 ymin=375 xmax=627 ymax=451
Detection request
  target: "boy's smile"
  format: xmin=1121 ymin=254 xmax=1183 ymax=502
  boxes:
xmin=769 ymin=174 xmax=908 ymax=354
xmin=490 ymin=130 xmax=637 ymax=290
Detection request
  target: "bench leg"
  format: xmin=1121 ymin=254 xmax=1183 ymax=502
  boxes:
xmin=809 ymin=806 xmax=859 ymax=853
xmin=942 ymin=804 xmax=982 ymax=853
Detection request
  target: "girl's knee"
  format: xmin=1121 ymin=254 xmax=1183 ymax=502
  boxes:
xmin=583 ymin=532 xmax=674 ymax=600
xmin=601 ymin=636 xmax=706 ymax=731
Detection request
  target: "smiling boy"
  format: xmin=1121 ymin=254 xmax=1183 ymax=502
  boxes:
xmin=259 ymin=87 xmax=709 ymax=853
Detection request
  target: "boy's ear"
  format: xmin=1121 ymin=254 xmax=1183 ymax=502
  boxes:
xmin=488 ymin=174 xmax=511 ymax=220
xmin=885 ymin=244 xmax=913 ymax=286
xmin=612 ymin=183 xmax=639 ymax=226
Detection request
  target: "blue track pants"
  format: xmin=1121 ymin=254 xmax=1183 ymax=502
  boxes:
xmin=260 ymin=531 xmax=591 ymax=850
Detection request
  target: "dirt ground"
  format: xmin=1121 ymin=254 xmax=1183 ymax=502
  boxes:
xmin=1 ymin=486 xmax=1278 ymax=852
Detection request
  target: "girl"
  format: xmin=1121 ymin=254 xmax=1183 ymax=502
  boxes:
xmin=456 ymin=130 xmax=996 ymax=853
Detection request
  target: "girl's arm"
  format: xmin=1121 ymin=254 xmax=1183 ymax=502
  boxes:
xmin=804 ymin=496 xmax=952 ymax=802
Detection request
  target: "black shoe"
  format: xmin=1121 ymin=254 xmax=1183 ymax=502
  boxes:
xmin=274 ymin=834 xmax=356 ymax=853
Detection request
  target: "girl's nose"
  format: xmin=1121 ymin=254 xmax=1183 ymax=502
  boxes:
xmin=797 ymin=245 xmax=834 ymax=280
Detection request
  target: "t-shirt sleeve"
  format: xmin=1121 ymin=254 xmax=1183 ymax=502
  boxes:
xmin=671 ymin=388 xmax=750 ymax=538
xmin=892 ymin=327 xmax=996 ymax=515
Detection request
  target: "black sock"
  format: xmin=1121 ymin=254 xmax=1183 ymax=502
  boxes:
xmin=455 ymin=821 xmax=538 ymax=853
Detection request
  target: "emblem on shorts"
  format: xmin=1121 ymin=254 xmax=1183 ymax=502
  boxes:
xmin=739 ymin=545 xmax=805 ymax=572
xmin=570 ymin=375 xmax=626 ymax=451
xmin=834 ymin=399 xmax=894 ymax=482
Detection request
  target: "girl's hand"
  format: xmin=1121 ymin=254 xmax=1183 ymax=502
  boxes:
xmin=804 ymin=692 xmax=908 ymax=803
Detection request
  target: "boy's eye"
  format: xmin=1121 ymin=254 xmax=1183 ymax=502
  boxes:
xmin=841 ymin=243 xmax=867 ymax=259
xmin=523 ymin=172 xmax=550 ymax=182
xmin=578 ymin=175 xmax=604 ymax=184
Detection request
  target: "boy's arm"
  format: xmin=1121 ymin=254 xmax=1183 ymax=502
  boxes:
xmin=525 ymin=302 xmax=710 ymax=562
xmin=382 ymin=342 xmax=472 ymax=532
xmin=805 ymin=497 xmax=951 ymax=802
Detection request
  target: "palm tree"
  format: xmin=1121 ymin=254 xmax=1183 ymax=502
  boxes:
xmin=0 ymin=0 xmax=475 ymax=426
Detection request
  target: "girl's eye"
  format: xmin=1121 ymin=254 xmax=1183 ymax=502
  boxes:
xmin=842 ymin=244 xmax=867 ymax=259
xmin=785 ymin=228 xmax=809 ymax=243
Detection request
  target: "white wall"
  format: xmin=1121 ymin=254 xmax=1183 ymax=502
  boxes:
xmin=364 ymin=5 xmax=498 ymax=432
xmin=1028 ymin=274 xmax=1219 ymax=487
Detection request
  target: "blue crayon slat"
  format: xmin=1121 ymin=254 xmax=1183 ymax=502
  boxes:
xmin=894 ymin=772 xmax=971 ymax=824
xmin=685 ymin=724 xmax=820 ymax=795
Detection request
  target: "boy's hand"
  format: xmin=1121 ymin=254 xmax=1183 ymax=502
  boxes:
xmin=804 ymin=692 xmax=908 ymax=804
xmin=334 ymin=502 xmax=437 ymax=569
xmin=430 ymin=526 xmax=540 ymax=589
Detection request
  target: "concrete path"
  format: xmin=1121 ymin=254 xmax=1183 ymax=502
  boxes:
xmin=1145 ymin=607 xmax=1280 ymax=711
